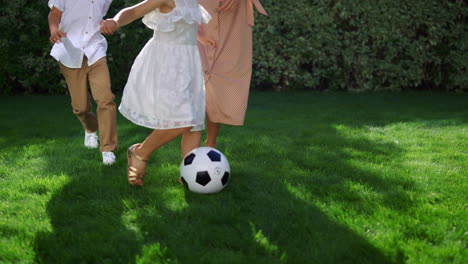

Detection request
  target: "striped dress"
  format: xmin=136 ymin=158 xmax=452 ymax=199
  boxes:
xmin=199 ymin=0 xmax=267 ymax=125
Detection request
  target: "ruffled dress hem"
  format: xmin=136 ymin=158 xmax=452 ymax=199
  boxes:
xmin=119 ymin=105 xmax=204 ymax=132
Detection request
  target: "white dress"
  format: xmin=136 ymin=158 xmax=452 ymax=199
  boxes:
xmin=119 ymin=0 xmax=211 ymax=131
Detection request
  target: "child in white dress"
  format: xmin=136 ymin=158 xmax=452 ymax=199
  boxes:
xmin=101 ymin=0 xmax=213 ymax=186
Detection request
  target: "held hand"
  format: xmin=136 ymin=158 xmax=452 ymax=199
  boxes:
xmin=219 ymin=0 xmax=239 ymax=11
xmin=49 ymin=29 xmax=67 ymax=44
xmin=198 ymin=35 xmax=216 ymax=48
xmin=100 ymin=19 xmax=119 ymax=35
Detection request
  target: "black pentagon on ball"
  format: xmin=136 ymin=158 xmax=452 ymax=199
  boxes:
xmin=207 ymin=150 xmax=221 ymax=162
xmin=196 ymin=171 xmax=211 ymax=186
xmin=184 ymin=153 xmax=196 ymax=166
xmin=221 ymin=172 xmax=230 ymax=186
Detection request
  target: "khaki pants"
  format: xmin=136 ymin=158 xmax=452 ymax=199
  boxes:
xmin=59 ymin=57 xmax=117 ymax=152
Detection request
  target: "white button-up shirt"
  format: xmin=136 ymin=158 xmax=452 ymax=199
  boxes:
xmin=48 ymin=0 xmax=113 ymax=68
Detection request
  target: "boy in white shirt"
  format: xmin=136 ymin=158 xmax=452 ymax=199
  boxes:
xmin=48 ymin=0 xmax=117 ymax=165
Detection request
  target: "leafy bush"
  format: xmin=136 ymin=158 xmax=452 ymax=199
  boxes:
xmin=254 ymin=0 xmax=468 ymax=91
xmin=0 ymin=0 xmax=466 ymax=94
xmin=0 ymin=0 xmax=63 ymax=94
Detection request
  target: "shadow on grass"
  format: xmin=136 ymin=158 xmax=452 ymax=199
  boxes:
xmin=125 ymin=121 xmax=407 ymax=263
xmin=33 ymin=165 xmax=142 ymax=263
xmin=30 ymin=108 xmax=393 ymax=262
xmin=4 ymin=92 xmax=461 ymax=263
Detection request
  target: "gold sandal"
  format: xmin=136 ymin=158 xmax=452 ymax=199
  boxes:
xmin=127 ymin=144 xmax=148 ymax=186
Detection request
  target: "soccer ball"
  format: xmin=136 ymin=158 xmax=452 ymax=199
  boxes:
xmin=180 ymin=147 xmax=230 ymax=194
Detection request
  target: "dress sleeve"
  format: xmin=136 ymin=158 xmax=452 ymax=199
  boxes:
xmin=199 ymin=5 xmax=211 ymax=24
xmin=48 ymin=0 xmax=66 ymax=12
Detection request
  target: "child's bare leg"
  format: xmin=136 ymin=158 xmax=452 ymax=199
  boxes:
xmin=181 ymin=130 xmax=202 ymax=158
xmin=205 ymin=116 xmax=220 ymax=148
xmin=131 ymin=127 xmax=192 ymax=171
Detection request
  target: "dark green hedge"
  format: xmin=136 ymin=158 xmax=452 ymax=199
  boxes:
xmin=1 ymin=0 xmax=467 ymax=94
xmin=253 ymin=0 xmax=468 ymax=91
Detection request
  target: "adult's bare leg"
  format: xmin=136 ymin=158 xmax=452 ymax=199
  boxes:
xmin=205 ymin=115 xmax=220 ymax=148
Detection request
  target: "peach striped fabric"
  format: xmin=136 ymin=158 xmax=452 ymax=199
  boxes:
xmin=199 ymin=0 xmax=267 ymax=126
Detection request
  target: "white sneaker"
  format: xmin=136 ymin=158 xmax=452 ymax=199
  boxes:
xmin=84 ymin=131 xmax=99 ymax=149
xmin=102 ymin=151 xmax=116 ymax=165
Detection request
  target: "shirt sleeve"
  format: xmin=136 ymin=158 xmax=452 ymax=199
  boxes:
xmin=102 ymin=0 xmax=112 ymax=17
xmin=48 ymin=0 xmax=65 ymax=12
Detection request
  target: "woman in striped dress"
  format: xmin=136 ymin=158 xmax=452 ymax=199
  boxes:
xmin=181 ymin=0 xmax=267 ymax=156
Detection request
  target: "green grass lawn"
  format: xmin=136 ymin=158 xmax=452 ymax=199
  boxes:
xmin=0 ymin=91 xmax=467 ymax=264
